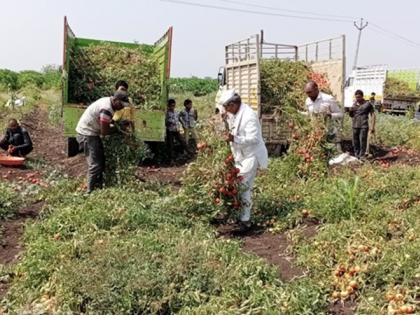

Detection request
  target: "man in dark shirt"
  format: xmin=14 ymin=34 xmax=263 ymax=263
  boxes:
xmin=165 ymin=98 xmax=192 ymax=164
xmin=349 ymin=90 xmax=375 ymax=159
xmin=0 ymin=119 xmax=33 ymax=157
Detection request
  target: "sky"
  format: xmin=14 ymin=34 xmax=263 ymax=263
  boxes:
xmin=1 ymin=0 xmax=420 ymax=78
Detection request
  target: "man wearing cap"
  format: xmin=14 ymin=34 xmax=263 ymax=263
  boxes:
xmin=112 ymin=80 xmax=136 ymax=132
xmin=76 ymin=91 xmax=129 ymax=193
xmin=220 ymin=89 xmax=268 ymax=230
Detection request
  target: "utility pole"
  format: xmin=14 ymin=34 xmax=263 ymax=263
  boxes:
xmin=353 ymin=18 xmax=368 ymax=70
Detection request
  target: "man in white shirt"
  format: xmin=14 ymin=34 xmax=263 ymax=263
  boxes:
xmin=221 ymin=89 xmax=268 ymax=230
xmin=303 ymin=81 xmax=343 ymax=148
xmin=76 ymin=90 xmax=128 ymax=193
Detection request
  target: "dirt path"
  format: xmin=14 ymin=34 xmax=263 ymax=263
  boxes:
xmin=217 ymin=219 xmax=319 ymax=282
xmin=136 ymin=165 xmax=186 ymax=187
xmin=21 ymin=108 xmax=86 ymax=177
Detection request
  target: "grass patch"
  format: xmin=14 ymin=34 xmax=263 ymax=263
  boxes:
xmin=0 ymin=182 xmax=20 ymax=220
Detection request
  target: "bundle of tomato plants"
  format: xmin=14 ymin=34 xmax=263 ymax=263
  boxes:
xmin=260 ymin=59 xmax=310 ymax=114
xmin=68 ymin=43 xmax=161 ymax=107
xmin=260 ymin=60 xmax=335 ymax=115
xmin=285 ymin=114 xmax=332 ymax=178
xmin=103 ymin=125 xmax=151 ymax=187
xmin=212 ymin=152 xmax=243 ymax=211
xmin=180 ymin=125 xmax=244 ymax=220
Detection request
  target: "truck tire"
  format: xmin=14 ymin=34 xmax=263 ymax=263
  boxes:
xmin=67 ymin=137 xmax=80 ymax=157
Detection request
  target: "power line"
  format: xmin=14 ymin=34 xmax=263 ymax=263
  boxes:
xmin=219 ymin=0 xmax=420 ymax=49
xmin=160 ymin=0 xmax=352 ymax=22
xmin=161 ymin=0 xmax=420 ymax=51
xmin=369 ymin=27 xmax=420 ymax=50
xmin=219 ymin=0 xmax=355 ymax=20
xmin=370 ymin=22 xmax=420 ymax=48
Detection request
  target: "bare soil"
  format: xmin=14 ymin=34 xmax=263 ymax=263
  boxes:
xmin=217 ymin=218 xmax=319 ymax=282
xmin=340 ymin=139 xmax=420 ymax=168
xmin=328 ymin=300 xmax=356 ymax=315
xmin=136 ymin=165 xmax=186 ymax=187
xmin=21 ymin=108 xmax=86 ymax=178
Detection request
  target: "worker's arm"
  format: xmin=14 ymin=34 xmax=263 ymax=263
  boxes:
xmin=329 ymin=99 xmax=344 ymax=119
xmin=299 ymin=101 xmax=310 ymax=116
xmin=99 ymin=109 xmax=113 ymax=136
xmin=100 ymin=122 xmax=112 ymax=136
xmin=0 ymin=131 xmax=9 ymax=145
xmin=370 ymin=104 xmax=376 ymax=133
xmin=348 ymin=104 xmax=356 ymax=117
xmin=178 ymin=112 xmax=186 ymax=128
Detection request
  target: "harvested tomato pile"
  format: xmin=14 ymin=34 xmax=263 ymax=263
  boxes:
xmin=385 ymin=286 xmax=416 ymax=314
xmin=1 ymin=170 xmax=49 ymax=188
xmin=331 ymin=243 xmax=381 ymax=302
xmin=374 ymin=146 xmax=420 ymax=168
xmin=309 ymin=72 xmax=332 ymax=94
xmin=213 ymin=153 xmax=243 ymax=209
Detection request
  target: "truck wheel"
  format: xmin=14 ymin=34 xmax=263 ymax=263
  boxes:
xmin=67 ymin=137 xmax=80 ymax=157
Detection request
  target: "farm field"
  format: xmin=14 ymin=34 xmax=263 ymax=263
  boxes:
xmin=0 ymin=83 xmax=419 ymax=314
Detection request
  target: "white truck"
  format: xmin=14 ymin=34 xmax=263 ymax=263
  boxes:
xmin=216 ymin=31 xmax=346 ymax=154
xmin=344 ymin=65 xmax=420 ymax=114
xmin=344 ymin=65 xmax=387 ymax=108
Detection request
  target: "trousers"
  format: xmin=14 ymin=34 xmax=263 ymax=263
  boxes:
xmin=237 ymin=157 xmax=258 ymax=222
xmin=166 ymin=130 xmax=191 ymax=161
xmin=77 ymin=135 xmax=105 ymax=193
xmin=352 ymin=128 xmax=369 ymax=158
xmin=183 ymin=127 xmax=198 ymax=145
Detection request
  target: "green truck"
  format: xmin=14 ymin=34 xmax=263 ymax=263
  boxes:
xmin=62 ymin=17 xmax=173 ymax=156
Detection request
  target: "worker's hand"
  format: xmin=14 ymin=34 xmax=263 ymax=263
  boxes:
xmin=223 ymin=133 xmax=234 ymax=143
xmin=8 ymin=145 xmax=15 ymax=154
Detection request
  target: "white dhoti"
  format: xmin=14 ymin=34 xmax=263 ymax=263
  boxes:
xmin=237 ymin=156 xmax=258 ymax=222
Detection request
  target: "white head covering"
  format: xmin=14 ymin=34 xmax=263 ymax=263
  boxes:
xmin=219 ymin=89 xmax=237 ymax=106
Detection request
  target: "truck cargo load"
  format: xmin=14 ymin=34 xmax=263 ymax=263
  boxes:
xmin=62 ymin=17 xmax=173 ymax=156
